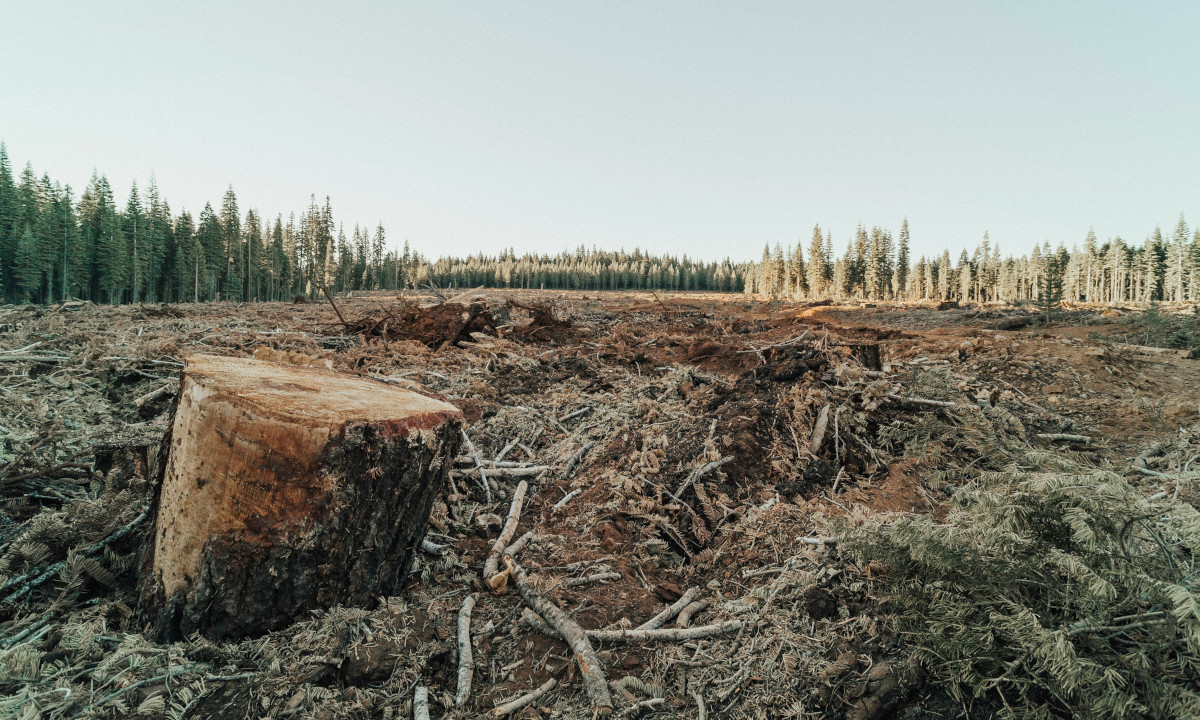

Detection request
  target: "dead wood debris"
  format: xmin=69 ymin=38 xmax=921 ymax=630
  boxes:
xmin=1 ymin=294 xmax=1184 ymax=720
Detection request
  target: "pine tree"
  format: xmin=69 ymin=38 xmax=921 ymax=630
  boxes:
xmin=894 ymin=218 xmax=910 ymax=299
xmin=806 ymin=225 xmax=825 ymax=299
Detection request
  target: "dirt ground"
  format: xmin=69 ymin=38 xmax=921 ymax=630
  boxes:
xmin=1 ymin=291 xmax=1197 ymax=719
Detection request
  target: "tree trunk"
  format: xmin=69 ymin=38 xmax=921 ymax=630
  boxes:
xmin=137 ymin=354 xmax=462 ymax=641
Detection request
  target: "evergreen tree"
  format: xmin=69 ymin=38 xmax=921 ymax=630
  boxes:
xmin=894 ymin=218 xmax=910 ymax=299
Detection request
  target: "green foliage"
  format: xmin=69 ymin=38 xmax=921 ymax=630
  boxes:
xmin=847 ymin=457 xmax=1200 ymax=719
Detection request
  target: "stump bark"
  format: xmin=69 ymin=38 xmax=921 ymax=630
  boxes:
xmin=136 ymin=354 xmax=462 ymax=641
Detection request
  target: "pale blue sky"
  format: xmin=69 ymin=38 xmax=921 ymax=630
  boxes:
xmin=1 ymin=2 xmax=1197 ymax=261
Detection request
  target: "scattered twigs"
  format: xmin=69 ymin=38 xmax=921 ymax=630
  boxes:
xmin=672 ymin=456 xmax=734 ymax=500
xmin=0 ymin=505 xmax=150 ymax=604
xmin=454 ymin=466 xmax=551 ymax=479
xmin=561 ymin=440 xmax=596 ymax=480
xmin=588 ymin=620 xmax=743 ymax=643
xmin=618 ymin=698 xmax=665 ymax=717
xmin=523 ymin=609 xmax=742 ymax=643
xmin=552 ymin=488 xmax=582 ymax=510
xmin=737 ymin=329 xmax=811 ymax=356
xmin=460 ymin=429 xmax=493 ymax=504
xmin=492 ymin=678 xmax=558 ymax=717
xmin=1037 ymin=433 xmax=1092 ymax=444
xmin=563 ymin=571 xmax=622 ymax=588
xmin=510 ymin=559 xmax=614 ymax=715
xmin=637 ymin=587 xmax=700 ymax=630
xmin=797 ymin=535 xmax=839 ymax=545
xmin=423 ymin=282 xmax=448 ymax=302
xmin=676 ymin=599 xmax=711 ymax=628
xmin=134 ymin=383 xmax=177 ymax=409
xmin=887 ymin=394 xmax=958 ymax=408
xmin=504 ymin=530 xmax=536 ymax=558
xmin=413 ymin=686 xmax=431 ymax=720
xmin=484 ymin=480 xmax=528 ymax=592
xmin=559 ymin=406 xmax=593 ymax=423
xmin=456 ymin=593 xmax=478 ymax=706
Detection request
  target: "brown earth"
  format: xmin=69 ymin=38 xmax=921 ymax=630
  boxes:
xmin=1 ymin=291 xmax=1196 ymax=719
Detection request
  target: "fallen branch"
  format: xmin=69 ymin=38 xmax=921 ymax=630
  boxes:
xmin=523 ymin=609 xmax=742 ymax=643
xmin=563 ymin=571 xmax=622 ymax=588
xmin=559 ymin=406 xmax=593 ymax=423
xmin=637 ymin=587 xmax=700 ymax=630
xmin=322 ymin=286 xmax=350 ymax=328
xmin=420 ymin=538 xmax=445 ymax=556
xmin=413 ymin=686 xmax=430 ymax=720
xmin=797 ymin=535 xmax=839 ymax=545
xmin=510 ymin=559 xmax=613 ymax=715
xmin=672 ymin=456 xmax=734 ymax=500
xmin=460 ymin=428 xmax=493 ymax=503
xmin=676 ymin=599 xmax=711 ymax=628
xmin=586 ymin=620 xmax=742 ymax=643
xmin=134 ymin=383 xmax=177 ymax=409
xmin=492 ymin=678 xmax=558 ymax=717
xmin=1037 ymin=433 xmax=1091 ymax=444
xmin=453 ymin=466 xmax=551 ymax=479
xmin=618 ymin=698 xmax=665 ymax=717
xmin=504 ymin=530 xmax=536 ymax=558
xmin=484 ymin=480 xmax=528 ymax=592
xmin=887 ymin=394 xmax=958 ymax=408
xmin=552 ymin=488 xmax=582 ymax=510
xmin=456 ymin=593 xmax=478 ymax=706
xmin=561 ymin=440 xmax=596 ymax=480
xmin=1 ymin=505 xmax=150 ymax=604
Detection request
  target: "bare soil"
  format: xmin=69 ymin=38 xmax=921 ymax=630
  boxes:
xmin=1 ymin=291 xmax=1196 ymax=719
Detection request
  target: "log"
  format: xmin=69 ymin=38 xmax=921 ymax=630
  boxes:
xmin=136 ymin=354 xmax=462 ymax=641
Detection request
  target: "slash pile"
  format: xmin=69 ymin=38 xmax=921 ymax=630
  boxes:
xmin=0 ymin=292 xmax=1196 ymax=720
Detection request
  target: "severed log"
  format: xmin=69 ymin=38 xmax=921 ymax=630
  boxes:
xmin=136 ymin=354 xmax=462 ymax=641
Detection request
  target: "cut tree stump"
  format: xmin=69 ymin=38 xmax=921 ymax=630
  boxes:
xmin=136 ymin=354 xmax=462 ymax=641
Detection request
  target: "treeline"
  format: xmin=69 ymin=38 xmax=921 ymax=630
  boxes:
xmin=747 ymin=217 xmax=1200 ymax=304
xmin=0 ymin=145 xmax=420 ymax=304
xmin=0 ymin=146 xmax=750 ymax=304
xmin=424 ymin=249 xmax=748 ymax=293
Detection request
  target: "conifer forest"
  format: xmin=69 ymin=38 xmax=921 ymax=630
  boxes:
xmin=4 ymin=146 xmax=1199 ymax=309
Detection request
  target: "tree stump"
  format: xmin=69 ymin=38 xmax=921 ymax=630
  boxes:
xmin=136 ymin=354 xmax=462 ymax=641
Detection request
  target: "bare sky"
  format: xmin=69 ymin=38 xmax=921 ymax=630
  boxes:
xmin=2 ymin=2 xmax=1197 ymax=261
